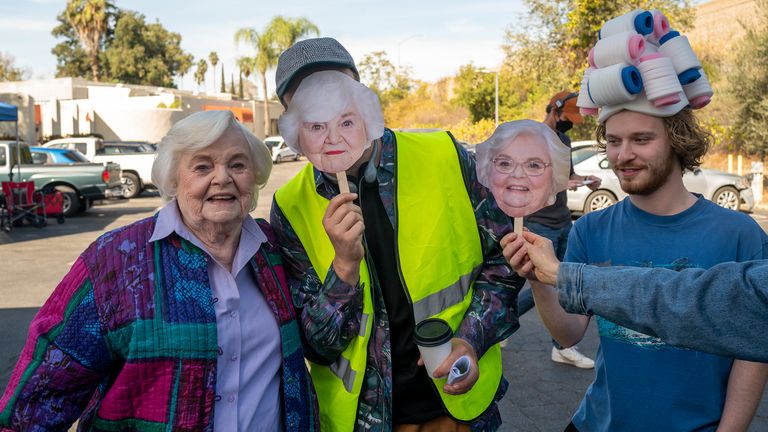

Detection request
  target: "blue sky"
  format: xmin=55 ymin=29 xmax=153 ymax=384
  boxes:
xmin=2 ymin=0 xmax=528 ymax=94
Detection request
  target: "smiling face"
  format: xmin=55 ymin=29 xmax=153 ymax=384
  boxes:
xmin=175 ymin=127 xmax=255 ymax=234
xmin=489 ymin=133 xmax=554 ymax=217
xmin=298 ymin=105 xmax=368 ymax=173
xmin=604 ymin=111 xmax=678 ymax=196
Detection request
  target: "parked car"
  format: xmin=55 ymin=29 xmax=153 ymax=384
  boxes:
xmin=103 ymin=141 xmax=157 ymax=153
xmin=30 ymin=146 xmax=90 ymax=164
xmin=43 ymin=137 xmax=155 ymax=199
xmin=567 ymin=141 xmax=755 ymax=214
xmin=264 ymin=136 xmax=300 ymax=163
xmin=1 ymin=141 xmax=122 ymax=216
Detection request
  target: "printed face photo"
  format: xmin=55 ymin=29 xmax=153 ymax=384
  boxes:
xmin=298 ymin=107 xmax=368 ymax=174
xmin=489 ymin=134 xmax=555 ymax=217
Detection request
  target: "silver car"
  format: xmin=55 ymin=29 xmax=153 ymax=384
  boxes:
xmin=568 ymin=141 xmax=754 ymax=214
xmin=264 ymin=136 xmax=301 ymax=163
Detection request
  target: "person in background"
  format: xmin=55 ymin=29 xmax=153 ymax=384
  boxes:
xmin=0 ymin=110 xmax=319 ymax=431
xmin=509 ymin=91 xmax=601 ymax=369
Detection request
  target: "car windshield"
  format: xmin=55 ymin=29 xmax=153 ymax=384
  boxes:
xmin=572 ymin=146 xmax=598 ymax=166
xmin=264 ymin=139 xmax=280 ymax=149
xmin=64 ymin=150 xmax=90 ymax=162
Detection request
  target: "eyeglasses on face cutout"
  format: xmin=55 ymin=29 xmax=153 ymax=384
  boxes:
xmin=491 ymin=157 xmax=551 ymax=176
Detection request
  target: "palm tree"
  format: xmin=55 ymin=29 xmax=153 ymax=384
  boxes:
xmin=209 ymin=51 xmax=219 ymax=92
xmin=235 ymin=16 xmax=319 ymax=137
xmin=194 ymin=58 xmax=208 ymax=90
xmin=269 ymin=16 xmax=320 ymax=52
xmin=64 ymin=0 xmax=113 ymax=81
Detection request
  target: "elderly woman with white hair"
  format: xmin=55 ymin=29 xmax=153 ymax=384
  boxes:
xmin=476 ymin=120 xmax=571 ymax=218
xmin=0 ymin=110 xmax=319 ymax=432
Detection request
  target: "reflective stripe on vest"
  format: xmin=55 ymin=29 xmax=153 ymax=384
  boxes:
xmin=274 ymin=164 xmax=373 ymax=432
xmin=274 ymin=131 xmax=503 ymax=429
xmin=395 ymin=131 xmax=503 ymax=422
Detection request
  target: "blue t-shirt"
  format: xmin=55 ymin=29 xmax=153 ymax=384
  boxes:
xmin=566 ymin=196 xmax=768 ymax=432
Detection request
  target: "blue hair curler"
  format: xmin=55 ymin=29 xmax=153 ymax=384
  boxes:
xmin=621 ymin=66 xmax=644 ymax=95
xmin=659 ymin=31 xmax=680 ymax=45
xmin=678 ymin=68 xmax=701 ymax=85
xmin=634 ymin=11 xmax=654 ymax=35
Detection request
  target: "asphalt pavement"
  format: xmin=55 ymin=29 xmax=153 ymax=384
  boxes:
xmin=0 ymin=158 xmax=766 ymax=431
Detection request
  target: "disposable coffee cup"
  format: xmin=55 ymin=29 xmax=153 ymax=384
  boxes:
xmin=414 ymin=318 xmax=453 ymax=378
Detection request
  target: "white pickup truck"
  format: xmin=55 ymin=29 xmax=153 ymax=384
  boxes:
xmin=44 ymin=137 xmax=155 ymax=198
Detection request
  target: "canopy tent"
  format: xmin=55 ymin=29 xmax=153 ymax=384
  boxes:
xmin=0 ymin=101 xmax=20 ymax=180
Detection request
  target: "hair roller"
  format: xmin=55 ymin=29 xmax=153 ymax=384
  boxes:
xmin=637 ymin=54 xmax=683 ymax=107
xmin=683 ymin=70 xmax=713 ymax=109
xmin=587 ymin=63 xmax=643 ymax=106
xmin=589 ymin=31 xmax=645 ymax=68
xmin=577 ymin=67 xmax=599 ymax=115
xmin=600 ymin=9 xmax=654 ymax=39
xmin=646 ymin=10 xmax=671 ymax=44
xmin=658 ymin=32 xmax=702 ymax=84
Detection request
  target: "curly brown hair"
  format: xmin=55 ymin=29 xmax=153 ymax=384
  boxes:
xmin=595 ymin=108 xmax=712 ymax=172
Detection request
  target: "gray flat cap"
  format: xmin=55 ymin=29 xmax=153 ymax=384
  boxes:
xmin=275 ymin=37 xmax=359 ymax=102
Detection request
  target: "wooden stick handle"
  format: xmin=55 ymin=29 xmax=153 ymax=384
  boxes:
xmin=336 ymin=171 xmax=350 ymax=194
xmin=514 ymin=217 xmax=523 ymax=235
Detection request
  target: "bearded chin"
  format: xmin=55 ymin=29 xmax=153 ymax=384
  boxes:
xmin=617 ymin=155 xmax=677 ymax=196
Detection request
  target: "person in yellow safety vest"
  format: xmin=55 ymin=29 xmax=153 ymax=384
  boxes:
xmin=269 ymin=37 xmax=526 ymax=432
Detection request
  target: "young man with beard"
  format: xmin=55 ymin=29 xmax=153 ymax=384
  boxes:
xmin=511 ymin=104 xmax=768 ymax=431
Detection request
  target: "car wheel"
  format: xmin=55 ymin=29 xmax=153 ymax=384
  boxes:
xmin=276 ymin=154 xmax=283 ymax=164
xmin=294 ymin=154 xmax=300 ymax=161
xmin=713 ymin=186 xmax=740 ymax=210
xmin=55 ymin=186 xmax=81 ymax=217
xmin=121 ymin=172 xmax=141 ymax=199
xmin=584 ymin=190 xmax=617 ymax=214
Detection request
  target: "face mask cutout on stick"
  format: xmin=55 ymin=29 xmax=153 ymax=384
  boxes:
xmin=476 ymin=120 xmax=571 ymax=218
xmin=279 ymin=70 xmax=384 ymax=175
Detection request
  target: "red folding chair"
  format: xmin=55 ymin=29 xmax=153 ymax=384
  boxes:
xmin=1 ymin=181 xmax=47 ymax=229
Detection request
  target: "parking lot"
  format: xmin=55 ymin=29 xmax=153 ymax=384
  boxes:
xmin=0 ymin=158 xmax=766 ymax=431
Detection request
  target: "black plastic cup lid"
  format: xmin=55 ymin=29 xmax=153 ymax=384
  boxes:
xmin=414 ymin=318 xmax=452 ymax=347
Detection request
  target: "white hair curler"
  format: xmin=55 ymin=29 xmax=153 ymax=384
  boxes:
xmin=599 ymin=9 xmax=654 ymax=39
xmin=637 ymin=54 xmax=684 ymax=107
xmin=589 ymin=31 xmax=645 ymax=68
xmin=577 ymin=67 xmax=599 ymax=115
xmin=683 ymin=70 xmax=713 ymax=109
xmin=658 ymin=31 xmax=703 ymax=85
xmin=587 ymin=63 xmax=644 ymax=106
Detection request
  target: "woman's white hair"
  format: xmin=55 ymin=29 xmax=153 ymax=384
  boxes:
xmin=151 ymin=110 xmax=272 ymax=211
xmin=476 ymin=120 xmax=571 ymax=206
xmin=278 ymin=70 xmax=384 ymax=154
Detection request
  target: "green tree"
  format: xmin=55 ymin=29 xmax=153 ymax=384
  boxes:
xmin=52 ymin=5 xmax=192 ymax=87
xmin=358 ymin=50 xmax=415 ymax=108
xmin=235 ymin=16 xmax=319 ymax=136
xmin=102 ymin=11 xmax=193 ymax=87
xmin=238 ymin=71 xmax=244 ymax=99
xmin=730 ymin=0 xmax=768 ymax=160
xmin=194 ymin=58 xmax=208 ymax=89
xmin=453 ymin=64 xmax=498 ymax=122
xmin=209 ymin=51 xmax=219 ymax=91
xmin=220 ymin=64 xmax=226 ymax=93
xmin=0 ymin=52 xmax=28 ymax=81
xmin=230 ymin=73 xmax=236 ymax=95
xmin=63 ymin=0 xmax=114 ymax=81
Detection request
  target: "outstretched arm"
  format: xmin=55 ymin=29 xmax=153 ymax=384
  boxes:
xmin=558 ymin=260 xmax=768 ymax=362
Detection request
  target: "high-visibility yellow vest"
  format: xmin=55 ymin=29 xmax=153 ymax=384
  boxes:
xmin=274 ymin=131 xmax=503 ymax=431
